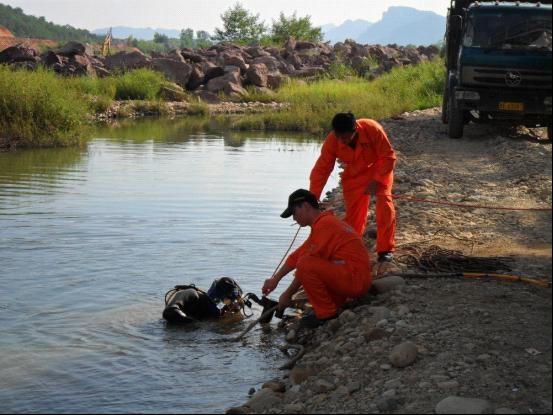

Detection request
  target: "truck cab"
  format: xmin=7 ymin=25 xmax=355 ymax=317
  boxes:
xmin=443 ymin=1 xmax=552 ymax=138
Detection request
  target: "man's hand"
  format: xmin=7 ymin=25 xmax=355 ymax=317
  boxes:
xmin=364 ymin=181 xmax=379 ymax=196
xmin=262 ymin=277 xmax=278 ymax=296
xmin=278 ymin=290 xmax=292 ymax=312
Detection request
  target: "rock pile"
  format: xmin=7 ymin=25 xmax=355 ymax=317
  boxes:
xmin=0 ymin=38 xmax=440 ymax=100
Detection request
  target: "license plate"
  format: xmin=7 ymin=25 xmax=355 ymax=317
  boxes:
xmin=499 ymin=102 xmax=524 ymax=112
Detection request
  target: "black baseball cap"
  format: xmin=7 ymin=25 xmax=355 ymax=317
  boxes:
xmin=280 ymin=189 xmax=319 ymax=218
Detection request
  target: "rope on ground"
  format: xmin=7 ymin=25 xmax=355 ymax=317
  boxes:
xmin=395 ymin=244 xmax=514 ymax=273
xmin=395 ymin=272 xmax=551 ymax=289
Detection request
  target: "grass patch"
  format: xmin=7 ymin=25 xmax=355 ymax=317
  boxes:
xmin=113 ymin=69 xmax=166 ymax=100
xmin=230 ymin=59 xmax=445 ymax=134
xmin=0 ymin=65 xmax=88 ymax=148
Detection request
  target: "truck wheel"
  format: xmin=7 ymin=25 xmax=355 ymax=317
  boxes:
xmin=447 ymin=96 xmax=464 ymax=139
xmin=441 ymin=90 xmax=449 ymax=124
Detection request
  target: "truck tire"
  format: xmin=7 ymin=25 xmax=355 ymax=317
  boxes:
xmin=447 ymin=95 xmax=464 ymax=139
xmin=441 ymin=90 xmax=449 ymax=124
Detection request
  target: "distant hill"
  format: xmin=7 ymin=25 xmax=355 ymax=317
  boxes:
xmin=356 ymin=7 xmax=446 ymax=45
xmin=92 ymin=26 xmax=181 ymax=41
xmin=322 ymin=19 xmax=373 ymax=44
xmin=322 ymin=7 xmax=445 ymax=45
xmin=0 ymin=3 xmax=101 ymax=42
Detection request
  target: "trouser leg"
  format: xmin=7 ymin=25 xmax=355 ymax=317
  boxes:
xmin=343 ymin=189 xmax=370 ymax=236
xmin=375 ymin=185 xmax=396 ymax=254
xmin=295 ymin=255 xmax=370 ymax=319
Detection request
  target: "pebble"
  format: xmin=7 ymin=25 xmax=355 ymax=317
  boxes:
xmin=435 ymin=396 xmax=493 ymax=414
xmin=364 ymin=327 xmax=389 ymax=342
xmin=380 ymin=363 xmax=392 ymax=371
xmin=338 ymin=309 xmax=356 ymax=324
xmin=389 ymin=341 xmax=418 ymax=368
xmin=282 ymin=403 xmax=305 ymax=413
xmin=245 ymin=388 xmax=283 ymax=413
xmin=437 ymin=380 xmax=460 ymax=390
xmin=289 ymin=366 xmax=314 ymax=384
xmin=376 ymin=319 xmax=389 ymax=328
xmin=262 ymin=380 xmax=286 ymax=393
xmin=372 ymin=276 xmax=406 ymax=294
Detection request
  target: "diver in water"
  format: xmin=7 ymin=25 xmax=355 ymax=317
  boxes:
xmin=163 ymin=277 xmax=281 ymax=325
xmin=163 ymin=277 xmax=245 ymax=324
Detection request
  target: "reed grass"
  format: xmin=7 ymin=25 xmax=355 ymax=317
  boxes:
xmin=0 ymin=65 xmax=88 ymax=148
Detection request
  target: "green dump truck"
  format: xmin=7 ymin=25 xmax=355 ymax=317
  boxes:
xmin=442 ymin=0 xmax=552 ymax=139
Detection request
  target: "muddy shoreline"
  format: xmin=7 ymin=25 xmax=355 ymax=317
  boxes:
xmin=230 ymin=109 xmax=552 ymax=414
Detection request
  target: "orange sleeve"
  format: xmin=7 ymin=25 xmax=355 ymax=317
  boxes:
xmin=370 ymin=122 xmax=396 ymax=184
xmin=309 ymin=134 xmax=337 ymax=200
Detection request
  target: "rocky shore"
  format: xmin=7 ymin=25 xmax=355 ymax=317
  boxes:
xmin=0 ymin=38 xmax=440 ymax=101
xmin=230 ymin=109 xmax=552 ymax=414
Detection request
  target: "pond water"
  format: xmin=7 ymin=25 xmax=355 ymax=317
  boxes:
xmin=0 ymin=118 xmax=339 ymax=413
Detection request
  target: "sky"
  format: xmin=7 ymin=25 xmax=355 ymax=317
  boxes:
xmin=2 ymin=0 xmax=448 ymax=32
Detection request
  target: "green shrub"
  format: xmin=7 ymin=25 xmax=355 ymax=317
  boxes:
xmin=186 ymin=101 xmax=209 ymax=117
xmin=231 ymin=59 xmax=445 ymax=134
xmin=0 ymin=65 xmax=88 ymax=147
xmin=112 ymin=69 xmax=166 ymax=100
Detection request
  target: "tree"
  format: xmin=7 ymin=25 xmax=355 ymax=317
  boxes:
xmin=271 ymin=12 xmax=323 ymax=44
xmin=153 ymin=32 xmax=169 ymax=44
xmin=180 ymin=28 xmax=194 ymax=48
xmin=213 ymin=2 xmax=266 ymax=44
xmin=196 ymin=30 xmax=213 ymax=48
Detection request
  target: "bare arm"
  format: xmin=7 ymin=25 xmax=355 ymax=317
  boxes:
xmin=262 ymin=263 xmax=294 ymax=296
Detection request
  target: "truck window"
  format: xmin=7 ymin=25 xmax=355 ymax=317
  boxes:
xmin=462 ymin=9 xmax=552 ymax=51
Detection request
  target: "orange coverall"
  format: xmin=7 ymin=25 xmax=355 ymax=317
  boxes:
xmin=286 ymin=211 xmax=372 ymax=319
xmin=310 ymin=119 xmax=397 ymax=253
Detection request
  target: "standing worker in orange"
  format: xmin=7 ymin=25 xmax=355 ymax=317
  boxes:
xmin=310 ymin=112 xmax=397 ymax=265
xmin=262 ymin=189 xmax=372 ymax=328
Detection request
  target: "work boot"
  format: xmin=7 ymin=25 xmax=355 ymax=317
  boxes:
xmin=374 ymin=252 xmax=399 ymax=280
xmin=298 ymin=311 xmax=337 ymax=331
xmin=378 ymin=252 xmax=394 ymax=263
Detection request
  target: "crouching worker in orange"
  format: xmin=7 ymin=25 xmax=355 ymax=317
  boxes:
xmin=262 ymin=189 xmax=372 ymax=329
xmin=310 ymin=112 xmax=397 ymax=264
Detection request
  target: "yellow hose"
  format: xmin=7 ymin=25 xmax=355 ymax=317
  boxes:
xmin=462 ymin=272 xmax=551 ymax=289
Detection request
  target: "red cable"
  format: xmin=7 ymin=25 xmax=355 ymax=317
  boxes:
xmin=392 ymin=194 xmax=552 ymax=212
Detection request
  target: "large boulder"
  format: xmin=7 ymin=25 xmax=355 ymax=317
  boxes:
xmin=224 ymin=54 xmax=248 ymax=73
xmin=152 ymin=58 xmax=193 ymax=88
xmin=267 ymin=72 xmax=284 ymax=89
xmin=246 ymin=46 xmax=271 ymax=58
xmin=187 ymin=64 xmax=205 ymax=90
xmin=0 ymin=45 xmax=39 ymax=64
xmin=70 ymin=54 xmax=96 ymax=76
xmin=284 ymin=36 xmax=297 ymax=54
xmin=252 ymin=56 xmax=281 ymax=72
xmin=42 ymin=50 xmax=64 ymax=67
xmin=207 ymin=71 xmax=241 ymax=93
xmin=55 ymin=41 xmax=86 ymax=57
xmin=224 ymin=82 xmax=248 ymax=100
xmin=180 ymin=50 xmax=204 ymax=63
xmin=204 ymin=65 xmax=225 ymax=83
xmin=295 ymin=41 xmax=317 ymax=50
xmin=246 ymin=63 xmax=269 ymax=87
xmin=104 ymin=50 xmax=150 ymax=71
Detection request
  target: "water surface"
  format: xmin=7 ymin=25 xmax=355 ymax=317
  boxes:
xmin=0 ymin=118 xmax=339 ymax=413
